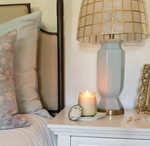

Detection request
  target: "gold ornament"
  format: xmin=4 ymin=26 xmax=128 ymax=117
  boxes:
xmin=137 ymin=64 xmax=150 ymax=114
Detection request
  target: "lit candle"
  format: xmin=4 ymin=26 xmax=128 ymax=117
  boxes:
xmin=78 ymin=90 xmax=97 ymax=117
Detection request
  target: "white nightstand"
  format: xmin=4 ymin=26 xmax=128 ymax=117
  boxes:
xmin=47 ymin=108 xmax=150 ymax=146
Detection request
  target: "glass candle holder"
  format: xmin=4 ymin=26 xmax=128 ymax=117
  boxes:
xmin=78 ymin=91 xmax=97 ymax=117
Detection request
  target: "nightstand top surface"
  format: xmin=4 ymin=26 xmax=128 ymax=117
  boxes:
xmin=47 ymin=108 xmax=150 ymax=131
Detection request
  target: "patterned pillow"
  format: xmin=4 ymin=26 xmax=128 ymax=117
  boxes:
xmin=0 ymin=11 xmax=50 ymax=119
xmin=0 ymin=30 xmax=30 ymax=130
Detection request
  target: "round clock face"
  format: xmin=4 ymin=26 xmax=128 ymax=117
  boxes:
xmin=68 ymin=105 xmax=82 ymax=121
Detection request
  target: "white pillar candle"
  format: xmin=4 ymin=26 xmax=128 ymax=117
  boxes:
xmin=78 ymin=91 xmax=97 ymax=117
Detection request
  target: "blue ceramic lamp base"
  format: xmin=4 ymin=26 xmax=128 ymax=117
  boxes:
xmin=97 ymin=39 xmax=125 ymax=115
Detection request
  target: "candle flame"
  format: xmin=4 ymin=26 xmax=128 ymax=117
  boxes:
xmin=86 ymin=90 xmax=89 ymax=96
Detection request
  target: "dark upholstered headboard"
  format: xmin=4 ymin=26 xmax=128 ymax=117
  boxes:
xmin=0 ymin=1 xmax=64 ymax=114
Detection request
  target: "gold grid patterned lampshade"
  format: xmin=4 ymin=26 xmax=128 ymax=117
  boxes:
xmin=76 ymin=0 xmax=150 ymax=43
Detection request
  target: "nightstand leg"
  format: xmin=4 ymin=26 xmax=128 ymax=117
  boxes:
xmin=58 ymin=135 xmax=70 ymax=146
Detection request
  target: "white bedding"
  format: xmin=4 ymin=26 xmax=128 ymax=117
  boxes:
xmin=0 ymin=114 xmax=56 ymax=146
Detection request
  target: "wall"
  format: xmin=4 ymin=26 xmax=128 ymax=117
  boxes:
xmin=1 ymin=0 xmax=150 ymax=109
xmin=64 ymin=0 xmax=150 ymax=109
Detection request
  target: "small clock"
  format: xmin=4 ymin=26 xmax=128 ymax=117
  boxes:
xmin=68 ymin=105 xmax=82 ymax=121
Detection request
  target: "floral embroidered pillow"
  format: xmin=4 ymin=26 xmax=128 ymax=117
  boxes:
xmin=0 ymin=30 xmax=30 ymax=130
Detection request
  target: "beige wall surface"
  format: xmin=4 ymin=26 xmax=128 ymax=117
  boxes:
xmin=1 ymin=0 xmax=150 ymax=110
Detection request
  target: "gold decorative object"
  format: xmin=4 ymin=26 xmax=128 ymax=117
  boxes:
xmin=137 ymin=64 xmax=150 ymax=114
xmin=127 ymin=117 xmax=139 ymax=124
xmin=77 ymin=0 xmax=150 ymax=43
xmin=98 ymin=108 xmax=124 ymax=116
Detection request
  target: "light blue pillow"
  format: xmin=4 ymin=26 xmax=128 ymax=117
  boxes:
xmin=0 ymin=11 xmax=50 ymax=119
xmin=0 ymin=30 xmax=30 ymax=130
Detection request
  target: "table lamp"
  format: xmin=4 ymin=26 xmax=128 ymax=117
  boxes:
xmin=76 ymin=0 xmax=150 ymax=115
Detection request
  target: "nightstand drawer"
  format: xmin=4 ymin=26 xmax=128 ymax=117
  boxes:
xmin=71 ymin=137 xmax=150 ymax=146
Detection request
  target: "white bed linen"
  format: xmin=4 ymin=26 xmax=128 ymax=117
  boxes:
xmin=0 ymin=114 xmax=56 ymax=146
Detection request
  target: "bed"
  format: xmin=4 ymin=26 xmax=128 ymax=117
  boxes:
xmin=0 ymin=114 xmax=56 ymax=146
xmin=0 ymin=1 xmax=64 ymax=146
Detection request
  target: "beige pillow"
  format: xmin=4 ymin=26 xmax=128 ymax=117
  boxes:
xmin=0 ymin=12 xmax=50 ymax=118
